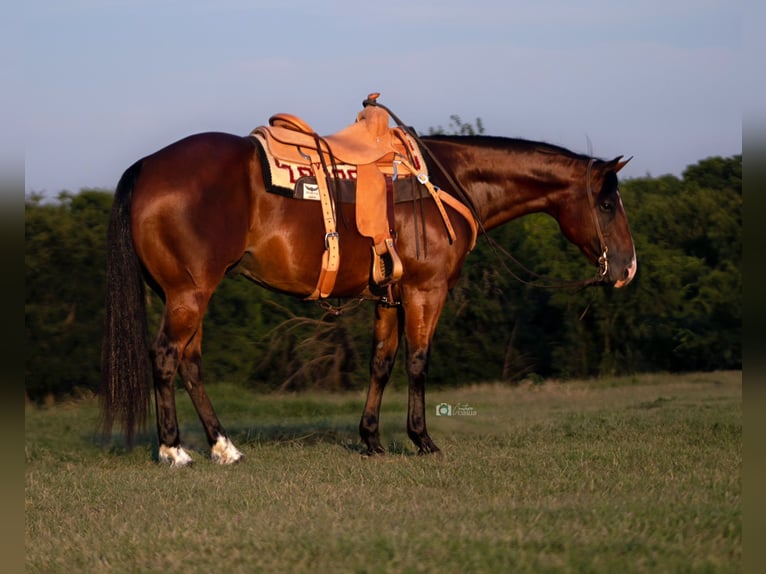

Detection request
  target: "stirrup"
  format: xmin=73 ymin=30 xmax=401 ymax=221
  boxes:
xmin=371 ymin=238 xmax=403 ymax=287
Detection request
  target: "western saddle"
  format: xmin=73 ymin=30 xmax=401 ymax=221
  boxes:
xmin=252 ymin=93 xmax=469 ymax=300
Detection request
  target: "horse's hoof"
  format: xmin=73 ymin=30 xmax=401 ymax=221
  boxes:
xmin=211 ymin=435 xmax=244 ymax=465
xmin=158 ymin=444 xmax=194 ymax=468
xmin=361 ymin=445 xmax=386 ymax=458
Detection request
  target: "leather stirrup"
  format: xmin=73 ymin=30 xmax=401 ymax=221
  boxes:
xmin=371 ymin=238 xmax=403 ymax=287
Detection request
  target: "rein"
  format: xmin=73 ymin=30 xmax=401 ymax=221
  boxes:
xmin=484 ymin=158 xmax=611 ymax=291
xmin=482 ymin=237 xmax=607 ymax=291
xmin=363 ymin=96 xmax=611 ymax=292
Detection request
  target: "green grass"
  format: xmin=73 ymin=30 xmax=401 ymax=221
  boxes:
xmin=25 ymin=372 xmax=741 ymax=573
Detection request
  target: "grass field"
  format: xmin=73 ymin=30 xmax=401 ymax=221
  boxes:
xmin=25 ymin=372 xmax=741 ymax=573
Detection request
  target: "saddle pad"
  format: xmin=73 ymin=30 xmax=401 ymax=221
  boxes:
xmin=251 ymin=130 xmax=428 ymax=199
xmin=253 ymin=135 xmax=419 ymax=204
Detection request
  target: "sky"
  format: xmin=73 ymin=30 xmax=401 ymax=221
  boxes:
xmin=22 ymin=0 xmax=742 ymax=197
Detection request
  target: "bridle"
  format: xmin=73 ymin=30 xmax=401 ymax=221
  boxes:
xmin=585 ymin=158 xmax=610 ymax=280
xmin=481 ymin=158 xmax=613 ymax=291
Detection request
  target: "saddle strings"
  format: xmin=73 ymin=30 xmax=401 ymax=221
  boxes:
xmin=312 ymin=132 xmax=347 ymax=230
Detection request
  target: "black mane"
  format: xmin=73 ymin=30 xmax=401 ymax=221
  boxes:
xmin=420 ymin=134 xmax=594 ymax=163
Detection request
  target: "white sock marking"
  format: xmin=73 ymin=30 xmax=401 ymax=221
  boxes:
xmin=211 ymin=435 xmax=244 ymax=465
xmin=158 ymin=444 xmax=194 ymax=468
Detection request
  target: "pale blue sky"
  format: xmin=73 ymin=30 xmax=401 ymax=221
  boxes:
xmin=23 ymin=0 xmax=741 ymax=195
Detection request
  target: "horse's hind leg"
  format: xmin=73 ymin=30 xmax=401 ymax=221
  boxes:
xmin=152 ymin=291 xmax=241 ymax=466
xmin=359 ymin=303 xmax=403 ymax=455
xmin=178 ymin=324 xmax=243 ymax=464
xmin=151 ymin=304 xmax=196 ymax=467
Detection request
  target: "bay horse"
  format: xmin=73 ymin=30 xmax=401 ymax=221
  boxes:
xmin=101 ymin=126 xmax=636 ymax=466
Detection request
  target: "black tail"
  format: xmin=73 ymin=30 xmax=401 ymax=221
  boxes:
xmin=99 ymin=161 xmax=151 ymax=448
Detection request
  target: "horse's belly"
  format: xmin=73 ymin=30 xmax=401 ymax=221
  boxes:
xmin=233 ymin=232 xmax=372 ymax=298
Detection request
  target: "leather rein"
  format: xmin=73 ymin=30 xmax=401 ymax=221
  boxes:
xmin=481 ymin=158 xmax=612 ymax=291
xmin=363 ymin=96 xmax=612 ymax=292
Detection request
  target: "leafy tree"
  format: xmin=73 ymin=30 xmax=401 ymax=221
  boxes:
xmin=25 ymin=190 xmax=112 ymax=400
xmin=427 ymin=115 xmax=485 ymax=136
xmin=607 ymin=156 xmax=741 ymax=372
xmin=24 ymin=151 xmax=741 ymax=401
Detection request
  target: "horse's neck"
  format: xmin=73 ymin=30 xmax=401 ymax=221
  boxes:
xmin=458 ymin=148 xmax=579 ymax=230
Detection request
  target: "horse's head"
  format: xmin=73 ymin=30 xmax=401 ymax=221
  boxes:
xmin=557 ymin=157 xmax=637 ymax=288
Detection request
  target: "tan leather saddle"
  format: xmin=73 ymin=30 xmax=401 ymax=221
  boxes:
xmin=252 ymin=93 xmax=468 ymax=300
xmin=254 ymin=94 xmax=415 ymax=298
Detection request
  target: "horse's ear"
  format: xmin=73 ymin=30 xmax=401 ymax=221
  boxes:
xmin=610 ymin=156 xmax=632 ymax=173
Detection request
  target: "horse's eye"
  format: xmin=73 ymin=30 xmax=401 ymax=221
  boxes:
xmin=599 ymin=199 xmax=614 ymax=212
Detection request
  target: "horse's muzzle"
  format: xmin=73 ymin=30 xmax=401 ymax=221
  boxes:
xmin=614 ymin=256 xmax=637 ymax=288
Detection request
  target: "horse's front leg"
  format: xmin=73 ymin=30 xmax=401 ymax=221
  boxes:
xmin=402 ymin=286 xmax=447 ymax=455
xmin=359 ymin=303 xmax=403 ymax=455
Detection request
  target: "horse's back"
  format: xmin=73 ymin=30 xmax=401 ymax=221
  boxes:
xmin=129 ymin=132 xmax=258 ymax=296
xmin=133 ymin=132 xmax=255 ymax=198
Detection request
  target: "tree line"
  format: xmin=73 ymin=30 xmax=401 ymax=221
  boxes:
xmin=24 ymin=154 xmax=741 ymax=402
